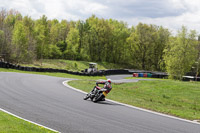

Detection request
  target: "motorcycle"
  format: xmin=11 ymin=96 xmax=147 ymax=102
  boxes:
xmin=83 ymin=86 xmax=108 ymax=102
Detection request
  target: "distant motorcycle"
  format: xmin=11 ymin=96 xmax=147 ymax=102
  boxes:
xmin=83 ymin=86 xmax=108 ymax=102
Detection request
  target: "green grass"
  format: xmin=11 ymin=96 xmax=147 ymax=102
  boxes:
xmin=0 ymin=111 xmax=56 ymax=133
xmin=68 ymin=79 xmax=200 ymax=121
xmin=20 ymin=59 xmax=126 ymax=72
xmin=0 ymin=68 xmax=106 ymax=80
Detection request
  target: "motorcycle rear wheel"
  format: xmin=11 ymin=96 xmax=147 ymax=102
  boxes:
xmin=92 ymin=93 xmax=103 ymax=102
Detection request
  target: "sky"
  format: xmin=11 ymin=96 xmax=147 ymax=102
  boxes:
xmin=1 ymin=0 xmax=200 ymax=34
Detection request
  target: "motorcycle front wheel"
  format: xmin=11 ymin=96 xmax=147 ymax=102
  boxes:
xmin=83 ymin=94 xmax=90 ymax=100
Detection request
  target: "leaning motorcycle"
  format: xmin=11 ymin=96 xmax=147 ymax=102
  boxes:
xmin=83 ymin=86 xmax=108 ymax=102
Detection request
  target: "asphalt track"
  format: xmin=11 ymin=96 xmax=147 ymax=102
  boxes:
xmin=106 ymin=74 xmax=154 ymax=83
xmin=0 ymin=72 xmax=200 ymax=133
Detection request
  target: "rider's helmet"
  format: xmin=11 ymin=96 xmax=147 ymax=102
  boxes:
xmin=107 ymin=79 xmax=111 ymax=83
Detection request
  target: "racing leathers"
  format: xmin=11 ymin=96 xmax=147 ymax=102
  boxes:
xmin=90 ymin=81 xmax=112 ymax=100
xmin=95 ymin=81 xmax=112 ymax=93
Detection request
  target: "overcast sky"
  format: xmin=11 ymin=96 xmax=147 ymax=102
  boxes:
xmin=1 ymin=0 xmax=200 ymax=34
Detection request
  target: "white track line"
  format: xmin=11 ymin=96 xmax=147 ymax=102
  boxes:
xmin=0 ymin=108 xmax=60 ymax=132
xmin=63 ymin=80 xmax=200 ymax=126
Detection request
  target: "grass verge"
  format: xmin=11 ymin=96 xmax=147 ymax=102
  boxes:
xmin=68 ymin=79 xmax=200 ymax=121
xmin=0 ymin=111 xmax=56 ymax=133
xmin=20 ymin=59 xmax=126 ymax=72
xmin=0 ymin=68 xmax=106 ymax=80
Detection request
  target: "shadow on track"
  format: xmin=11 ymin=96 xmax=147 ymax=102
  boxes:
xmin=94 ymin=101 xmax=121 ymax=106
xmin=84 ymin=99 xmax=120 ymax=106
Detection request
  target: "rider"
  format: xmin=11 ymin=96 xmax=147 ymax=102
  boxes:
xmin=91 ymin=79 xmax=112 ymax=101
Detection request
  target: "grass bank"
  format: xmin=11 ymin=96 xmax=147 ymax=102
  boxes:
xmin=0 ymin=68 xmax=106 ymax=80
xmin=68 ymin=80 xmax=200 ymax=121
xmin=0 ymin=111 xmax=56 ymax=133
xmin=20 ymin=59 xmax=126 ymax=72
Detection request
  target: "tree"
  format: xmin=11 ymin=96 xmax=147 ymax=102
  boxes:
xmin=22 ymin=16 xmax=36 ymax=62
xmin=49 ymin=19 xmax=60 ymax=45
xmin=35 ymin=15 xmax=50 ymax=61
xmin=164 ymin=26 xmax=198 ymax=80
xmin=127 ymin=23 xmax=156 ymax=70
xmin=76 ymin=19 xmax=91 ymax=61
xmin=3 ymin=9 xmax=200 ymax=77
xmin=57 ymin=20 xmax=70 ymax=55
xmin=152 ymin=26 xmax=170 ymax=71
xmin=127 ymin=23 xmax=170 ymax=70
xmin=0 ymin=30 xmax=4 ymax=55
xmin=1 ymin=9 xmax=22 ymax=62
xmin=65 ymin=27 xmax=79 ymax=60
xmin=108 ymin=19 xmax=130 ymax=64
xmin=11 ymin=21 xmax=28 ymax=63
xmin=85 ymin=15 xmax=99 ymax=61
xmin=49 ymin=44 xmax=62 ymax=59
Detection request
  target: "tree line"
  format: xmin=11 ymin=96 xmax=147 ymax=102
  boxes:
xmin=0 ymin=9 xmax=199 ymax=79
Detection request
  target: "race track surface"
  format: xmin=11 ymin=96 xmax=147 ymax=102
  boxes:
xmin=0 ymin=72 xmax=199 ymax=133
xmin=106 ymin=74 xmax=154 ymax=83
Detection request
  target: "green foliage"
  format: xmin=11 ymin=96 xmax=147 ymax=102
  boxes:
xmin=108 ymin=19 xmax=130 ymax=64
xmin=1 ymin=9 xmax=200 ymax=78
xmin=127 ymin=23 xmax=170 ymax=70
xmin=22 ymin=16 xmax=37 ymax=62
xmin=164 ymin=26 xmax=198 ymax=80
xmin=0 ymin=111 xmax=56 ymax=132
xmin=74 ymin=62 xmax=78 ymax=69
xmin=153 ymin=26 xmax=170 ymax=71
xmin=65 ymin=27 xmax=80 ymax=60
xmin=56 ymin=41 xmax=67 ymax=53
xmin=35 ymin=15 xmax=50 ymax=59
xmin=75 ymin=15 xmax=131 ymax=64
xmin=0 ymin=30 xmax=4 ymax=54
xmin=49 ymin=44 xmax=62 ymax=59
xmin=11 ymin=21 xmax=28 ymax=63
xmin=0 ymin=30 xmax=4 ymax=36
